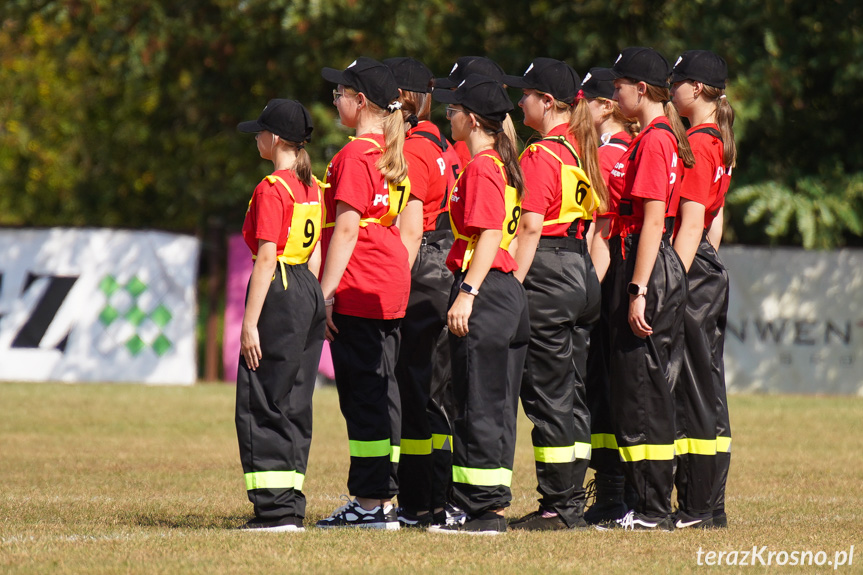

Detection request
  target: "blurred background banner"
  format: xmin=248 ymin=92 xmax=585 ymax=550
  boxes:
xmin=724 ymin=247 xmax=863 ymax=395
xmin=0 ymin=229 xmax=199 ymax=385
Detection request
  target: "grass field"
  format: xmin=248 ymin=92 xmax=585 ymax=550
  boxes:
xmin=1 ymin=382 xmax=862 ymax=574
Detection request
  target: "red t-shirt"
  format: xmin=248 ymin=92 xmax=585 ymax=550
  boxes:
xmin=520 ymin=124 xmax=587 ymax=238
xmin=597 ymin=132 xmax=633 ymax=235
xmin=242 ymin=169 xmax=319 ymax=256
xmin=453 ymin=140 xmax=472 ymax=170
xmin=405 ymin=121 xmax=450 ymax=232
xmin=677 ymin=123 xmax=731 ymax=230
xmin=321 ymin=134 xmax=410 ymax=320
xmin=608 ymin=117 xmax=682 ymax=235
xmin=446 ymin=151 xmax=518 ymax=274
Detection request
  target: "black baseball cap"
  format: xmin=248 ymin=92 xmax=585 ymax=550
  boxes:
xmin=432 ymin=74 xmax=513 ymax=123
xmin=434 ymin=56 xmax=505 ymax=89
xmin=671 ymin=50 xmax=727 ymax=89
xmin=322 ymin=57 xmax=400 ymax=109
xmin=237 ymin=99 xmax=313 ymax=144
xmin=503 ymin=58 xmax=582 ymax=104
xmin=384 ymin=57 xmax=434 ymax=93
xmin=610 ymin=47 xmax=671 ymax=88
xmin=581 ymin=67 xmax=617 ymax=99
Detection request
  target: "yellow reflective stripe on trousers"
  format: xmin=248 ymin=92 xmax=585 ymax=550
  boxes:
xmin=452 ymin=466 xmax=512 ymax=487
xmin=674 ymin=438 xmax=718 ymax=456
xmin=591 ymin=433 xmax=619 ymax=450
xmin=349 ymin=439 xmax=401 ymax=462
xmin=244 ymin=470 xmax=305 ymax=491
xmin=533 ymin=442 xmax=592 ymax=463
xmin=432 ymin=433 xmax=452 ymax=451
xmin=618 ymin=443 xmax=675 ymax=462
xmin=401 ymin=438 xmax=433 ymax=456
xmin=716 ymin=436 xmax=732 ymax=453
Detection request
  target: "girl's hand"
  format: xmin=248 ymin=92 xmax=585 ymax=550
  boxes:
xmin=241 ymin=323 xmax=262 ymax=370
xmin=628 ymin=294 xmax=653 ymax=338
xmin=447 ymin=292 xmax=474 ymax=337
xmin=325 ymin=305 xmax=339 ymax=342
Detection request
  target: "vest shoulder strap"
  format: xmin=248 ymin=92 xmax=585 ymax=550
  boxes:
xmin=540 ymin=136 xmax=581 ymax=167
xmin=605 ymin=137 xmax=631 ymax=147
xmin=629 ymin=122 xmax=676 ymax=161
xmin=690 ymin=126 xmax=722 ymax=141
xmin=411 ymin=129 xmax=449 ymax=151
xmin=264 ymin=174 xmax=295 ymax=200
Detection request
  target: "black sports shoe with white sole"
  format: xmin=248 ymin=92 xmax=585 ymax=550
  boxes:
xmin=397 ymin=507 xmax=433 ymax=528
xmin=316 ymin=497 xmax=400 ymax=530
xmin=595 ymin=510 xmax=674 ymax=531
xmin=238 ymin=515 xmax=305 ymax=532
xmin=428 ymin=511 xmax=506 ymax=535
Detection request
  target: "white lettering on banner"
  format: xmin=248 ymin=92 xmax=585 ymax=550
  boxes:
xmin=373 ymin=194 xmax=389 ymax=207
xmin=714 ymin=166 xmax=724 ymax=183
xmin=0 ymin=229 xmax=199 ymax=385
xmin=722 ymin=246 xmax=863 ymax=395
xmin=669 ymin=152 xmax=678 ymax=185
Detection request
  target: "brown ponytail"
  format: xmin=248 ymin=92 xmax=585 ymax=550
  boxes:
xmin=558 ymin=98 xmax=608 ymax=213
xmin=702 ymin=85 xmax=737 ymax=168
xmin=645 ymin=84 xmax=695 ymax=168
xmin=399 ymin=90 xmax=431 ymax=123
xmin=294 ymin=147 xmax=313 ymax=187
xmin=473 ymin=114 xmax=526 ymax=203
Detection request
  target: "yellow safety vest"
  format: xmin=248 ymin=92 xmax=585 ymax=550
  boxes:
xmin=521 ymin=137 xmax=600 ymax=226
xmin=449 ymin=153 xmax=521 ymax=272
xmin=249 ymin=174 xmax=323 ymax=289
xmin=321 ymin=136 xmax=411 ymax=229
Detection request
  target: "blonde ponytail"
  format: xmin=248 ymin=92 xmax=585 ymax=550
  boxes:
xmin=703 ymin=86 xmax=737 ymax=168
xmin=560 ymin=98 xmax=608 ymax=213
xmin=377 ymin=104 xmax=409 ymax=184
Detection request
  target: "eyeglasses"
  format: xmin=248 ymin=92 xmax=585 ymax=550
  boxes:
xmin=332 ymin=89 xmax=344 ymax=103
xmin=445 ymin=106 xmax=464 ymax=119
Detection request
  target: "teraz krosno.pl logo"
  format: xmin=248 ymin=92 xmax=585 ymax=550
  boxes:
xmin=696 ymin=546 xmax=854 ymax=568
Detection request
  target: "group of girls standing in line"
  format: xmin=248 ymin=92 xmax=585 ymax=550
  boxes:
xmin=232 ymin=47 xmax=736 ymax=535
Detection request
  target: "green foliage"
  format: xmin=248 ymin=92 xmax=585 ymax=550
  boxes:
xmin=727 ymin=172 xmax=863 ymax=249
xmin=1 ymin=0 xmax=862 ymax=247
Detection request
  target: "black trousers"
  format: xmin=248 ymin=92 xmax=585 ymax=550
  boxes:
xmin=331 ymin=313 xmax=402 ymax=499
xmin=395 ymin=231 xmax=455 ymax=512
xmin=585 ymin=276 xmax=621 ymax=475
xmin=607 ymin=234 xmax=686 ymax=520
xmin=675 ymin=236 xmax=729 ymax=518
xmin=236 ymin=263 xmax=325 ymax=520
xmin=521 ymin=237 xmax=600 ymax=526
xmin=449 ymin=269 xmax=529 ymax=516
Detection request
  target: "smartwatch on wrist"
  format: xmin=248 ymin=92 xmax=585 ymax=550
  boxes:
xmin=459 ymin=282 xmax=479 ymax=296
xmin=627 ymin=283 xmax=647 ymax=297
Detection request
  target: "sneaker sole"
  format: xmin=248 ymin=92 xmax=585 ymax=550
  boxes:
xmin=427 ymin=525 xmax=503 ymax=536
xmin=240 ymin=525 xmax=305 ymax=533
xmin=316 ymin=522 xmax=400 ymax=530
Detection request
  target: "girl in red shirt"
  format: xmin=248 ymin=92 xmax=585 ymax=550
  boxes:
xmin=427 ymin=74 xmax=529 ymax=535
xmin=502 ymin=58 xmax=605 ymax=531
xmin=235 ymin=99 xmax=325 ymax=532
xmin=595 ymin=47 xmax=694 ymax=531
xmin=670 ymin=50 xmax=736 ymax=529
xmin=317 ymin=58 xmax=411 ymax=530
xmin=384 ymin=57 xmax=461 ymax=527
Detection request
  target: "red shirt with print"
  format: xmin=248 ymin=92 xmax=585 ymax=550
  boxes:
xmin=520 ymin=124 xmax=587 ymax=238
xmin=405 ymin=121 xmax=450 ymax=232
xmin=446 ymin=151 xmax=518 ymax=274
xmin=320 ymin=134 xmax=410 ymax=320
xmin=608 ymin=117 xmax=682 ymax=235
xmin=595 ymin=131 xmax=632 ymax=235
xmin=242 ymin=169 xmax=320 ymax=255
xmin=677 ymin=123 xmax=730 ymax=230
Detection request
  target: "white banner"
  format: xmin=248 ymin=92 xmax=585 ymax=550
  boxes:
xmin=0 ymin=228 xmax=199 ymax=385
xmin=723 ymin=246 xmax=863 ymax=395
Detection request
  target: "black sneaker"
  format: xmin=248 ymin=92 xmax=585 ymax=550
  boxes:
xmin=595 ymin=510 xmax=674 ymax=531
xmin=428 ymin=511 xmax=506 ymax=535
xmin=441 ymin=502 xmax=467 ymax=526
xmin=396 ymin=507 xmax=433 ymax=528
xmin=673 ymin=510 xmax=714 ymax=530
xmin=509 ymin=509 xmax=570 ymax=531
xmin=237 ymin=515 xmax=304 ymax=532
xmin=316 ymin=497 xmax=400 ymax=530
xmin=711 ymin=511 xmax=728 ymax=529
xmin=583 ymin=475 xmax=629 ymax=525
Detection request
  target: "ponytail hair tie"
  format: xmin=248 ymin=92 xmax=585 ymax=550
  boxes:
xmin=387 ymin=101 xmax=403 ymax=114
xmin=407 ymin=114 xmax=419 ymax=128
xmin=719 ymin=94 xmax=727 ymax=100
xmin=574 ymin=89 xmax=585 ymax=105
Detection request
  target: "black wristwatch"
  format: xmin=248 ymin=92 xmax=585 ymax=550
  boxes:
xmin=627 ymin=282 xmax=647 ymax=296
xmin=459 ymin=282 xmax=479 ymax=296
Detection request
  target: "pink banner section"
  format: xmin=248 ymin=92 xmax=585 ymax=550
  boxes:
xmin=222 ymin=233 xmax=334 ymax=382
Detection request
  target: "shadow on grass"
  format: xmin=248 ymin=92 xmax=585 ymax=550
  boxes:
xmin=132 ymin=513 xmax=245 ymax=530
